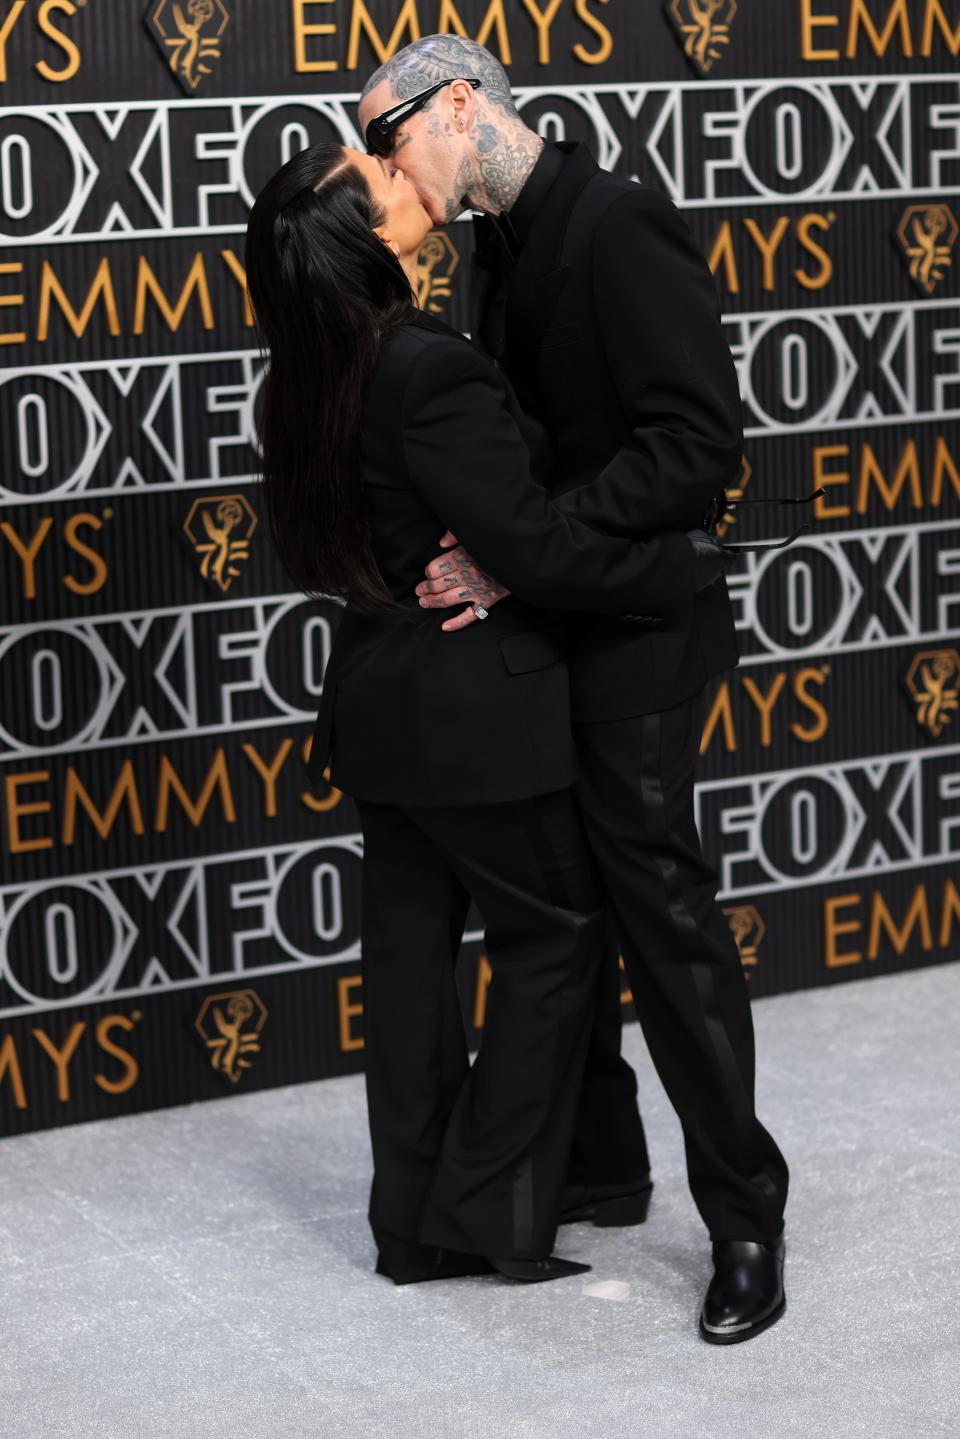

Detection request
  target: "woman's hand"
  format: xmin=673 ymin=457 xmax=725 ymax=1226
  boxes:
xmin=415 ymin=531 xmax=510 ymax=632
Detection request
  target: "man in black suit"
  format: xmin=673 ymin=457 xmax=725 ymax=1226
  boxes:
xmin=358 ymin=37 xmax=789 ymax=1343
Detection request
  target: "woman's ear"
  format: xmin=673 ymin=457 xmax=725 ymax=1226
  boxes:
xmin=375 ymin=230 xmax=401 ymax=258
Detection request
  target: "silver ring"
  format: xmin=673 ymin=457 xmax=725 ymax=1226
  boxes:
xmin=472 ymin=605 xmax=489 ymax=621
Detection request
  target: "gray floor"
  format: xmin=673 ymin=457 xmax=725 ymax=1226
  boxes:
xmin=1 ymin=966 xmax=958 ymax=1439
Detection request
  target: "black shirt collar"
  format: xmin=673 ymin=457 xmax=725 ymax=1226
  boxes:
xmin=474 ymin=141 xmax=567 ymax=263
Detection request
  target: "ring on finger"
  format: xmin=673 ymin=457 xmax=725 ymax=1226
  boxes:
xmin=472 ymin=605 xmax=489 ymax=621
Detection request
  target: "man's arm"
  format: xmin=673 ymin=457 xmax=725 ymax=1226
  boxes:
xmin=554 ymin=189 xmax=743 ymax=536
xmin=400 ymin=336 xmax=697 ymax=615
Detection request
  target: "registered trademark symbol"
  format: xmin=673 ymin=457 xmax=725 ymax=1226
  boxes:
xmin=827 ymin=212 xmax=836 ymax=224
xmin=103 ymin=507 xmax=113 ymax=520
xmin=822 ymin=665 xmax=830 ymax=675
xmin=132 ymin=1010 xmax=142 ymax=1021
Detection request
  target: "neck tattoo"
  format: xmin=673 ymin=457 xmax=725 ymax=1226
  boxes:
xmin=465 ymin=127 xmax=544 ymax=217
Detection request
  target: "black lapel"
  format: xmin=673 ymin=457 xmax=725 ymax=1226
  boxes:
xmin=504 ymin=143 xmax=599 ymax=380
xmin=469 ymin=213 xmax=502 ymax=344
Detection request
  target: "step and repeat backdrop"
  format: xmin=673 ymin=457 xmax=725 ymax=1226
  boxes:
xmin=0 ymin=0 xmax=958 ymax=1132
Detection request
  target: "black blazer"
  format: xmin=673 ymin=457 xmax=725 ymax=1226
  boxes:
xmin=309 ymin=311 xmax=697 ymax=808
xmin=474 ymin=142 xmax=743 ymax=722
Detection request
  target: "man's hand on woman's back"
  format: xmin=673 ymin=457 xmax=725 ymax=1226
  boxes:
xmin=415 ymin=531 xmax=511 ymax=631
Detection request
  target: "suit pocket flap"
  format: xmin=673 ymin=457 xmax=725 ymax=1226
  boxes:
xmin=499 ymin=626 xmax=566 ymax=675
xmin=541 ymin=321 xmax=583 ymax=348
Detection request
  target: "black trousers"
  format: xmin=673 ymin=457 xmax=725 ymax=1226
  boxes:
xmin=570 ymin=692 xmax=789 ymax=1243
xmin=355 ymin=789 xmax=604 ymax=1280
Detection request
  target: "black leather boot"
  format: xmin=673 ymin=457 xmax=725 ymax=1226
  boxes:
xmin=559 ymin=1175 xmax=653 ymax=1228
xmin=699 ymin=1234 xmax=786 ymax=1344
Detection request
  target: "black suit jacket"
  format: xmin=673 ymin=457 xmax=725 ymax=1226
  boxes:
xmin=309 ymin=311 xmax=698 ymax=807
xmin=474 ymin=142 xmax=742 ymax=721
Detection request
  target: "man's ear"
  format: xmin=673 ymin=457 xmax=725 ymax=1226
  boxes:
xmin=449 ymin=79 xmax=475 ymax=132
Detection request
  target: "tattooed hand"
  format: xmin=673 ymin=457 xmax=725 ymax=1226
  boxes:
xmin=415 ymin=531 xmax=510 ymax=632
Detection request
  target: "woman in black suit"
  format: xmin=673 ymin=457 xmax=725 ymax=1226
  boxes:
xmin=245 ymin=142 xmax=727 ymax=1286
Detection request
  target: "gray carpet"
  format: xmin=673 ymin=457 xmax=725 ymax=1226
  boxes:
xmin=1 ymin=964 xmax=958 ymax=1438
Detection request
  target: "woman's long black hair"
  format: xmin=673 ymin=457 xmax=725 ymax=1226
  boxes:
xmin=245 ymin=143 xmax=413 ymax=607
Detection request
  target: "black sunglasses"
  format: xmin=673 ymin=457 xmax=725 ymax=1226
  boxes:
xmin=704 ymin=487 xmax=827 ymax=553
xmin=365 ymin=78 xmax=482 ymax=157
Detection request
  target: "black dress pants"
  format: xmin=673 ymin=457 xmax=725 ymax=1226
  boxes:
xmin=565 ymin=914 xmax=651 ymax=1188
xmin=571 ymin=692 xmax=789 ymax=1243
xmin=355 ymin=789 xmax=604 ymax=1281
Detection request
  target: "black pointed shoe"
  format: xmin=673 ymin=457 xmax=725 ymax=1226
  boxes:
xmin=490 ymin=1255 xmax=591 ymax=1284
xmin=559 ymin=1175 xmax=653 ymax=1228
xmin=699 ymin=1234 xmax=786 ymax=1344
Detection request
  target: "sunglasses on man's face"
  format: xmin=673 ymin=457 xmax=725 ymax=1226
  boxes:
xmin=365 ymin=77 xmax=482 ymax=157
